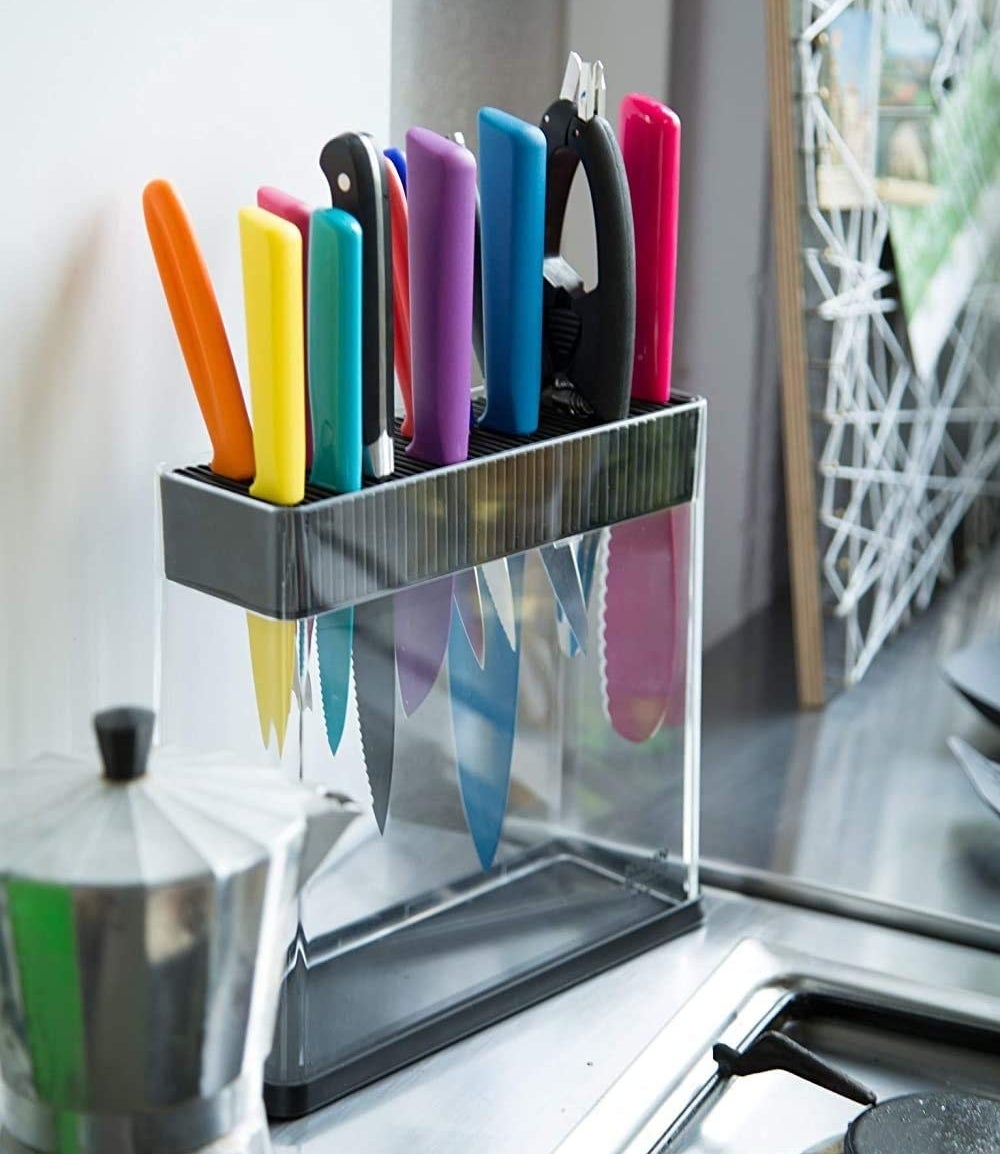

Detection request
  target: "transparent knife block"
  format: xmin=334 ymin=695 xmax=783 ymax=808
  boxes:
xmin=156 ymin=396 xmax=705 ymax=1118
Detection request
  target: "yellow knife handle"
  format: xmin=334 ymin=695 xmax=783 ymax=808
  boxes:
xmin=238 ymin=206 xmax=306 ymax=506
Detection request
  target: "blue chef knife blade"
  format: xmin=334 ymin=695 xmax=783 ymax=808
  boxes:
xmin=449 ymin=553 xmax=525 ymax=870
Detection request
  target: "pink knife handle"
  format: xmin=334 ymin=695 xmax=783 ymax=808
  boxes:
xmin=257 ymin=186 xmax=314 ymax=467
xmin=619 ymin=95 xmax=681 ymax=404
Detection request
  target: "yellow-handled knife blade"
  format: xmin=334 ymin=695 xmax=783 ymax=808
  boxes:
xmin=246 ymin=612 xmax=297 ymax=755
xmin=238 ymin=205 xmax=306 ymax=506
xmin=238 ymin=206 xmax=305 ymax=754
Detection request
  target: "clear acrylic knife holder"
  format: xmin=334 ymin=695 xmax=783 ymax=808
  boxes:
xmin=156 ymin=395 xmax=705 ymax=1118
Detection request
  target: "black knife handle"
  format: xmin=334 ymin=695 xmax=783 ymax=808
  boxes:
xmin=320 ymin=133 xmax=395 ymax=478
xmin=540 ymin=100 xmax=635 ymax=423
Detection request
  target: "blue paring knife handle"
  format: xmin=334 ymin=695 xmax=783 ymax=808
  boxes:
xmin=308 ymin=208 xmax=363 ymax=494
xmin=477 ymin=107 xmax=546 ymax=436
xmin=385 ymin=147 xmax=407 ymax=192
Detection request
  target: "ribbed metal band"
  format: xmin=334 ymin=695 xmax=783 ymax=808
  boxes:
xmin=160 ymin=396 xmax=705 ymax=620
xmin=0 ymin=1074 xmax=266 ymax=1154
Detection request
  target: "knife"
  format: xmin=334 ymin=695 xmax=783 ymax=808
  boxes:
xmin=318 ymin=135 xmax=399 ymax=827
xmin=142 ymin=182 xmax=294 ymax=753
xmin=449 ymin=554 xmax=525 ymax=870
xmin=405 ymin=126 xmax=523 ymax=868
xmin=447 ymin=129 xmax=515 ymax=655
xmin=453 ymin=567 xmax=486 ymax=666
xmin=601 ymin=95 xmax=682 ymax=743
xmin=474 ymin=107 xmax=590 ymax=654
xmin=256 ymin=187 xmax=314 ymax=469
xmin=238 ymin=205 xmax=306 ymax=753
xmin=246 ymin=612 xmax=297 ymax=754
xmin=540 ymin=52 xmax=635 ymax=422
xmin=448 ymin=131 xmax=486 ymax=390
xmin=309 ymin=208 xmax=363 ymax=494
xmin=393 ymin=128 xmax=477 ymax=715
xmin=309 ymin=207 xmax=363 ymax=755
xmin=384 ymin=146 xmax=407 ymax=192
xmin=319 ymin=132 xmax=395 ymax=479
xmin=142 ymin=179 xmax=255 ymax=481
xmin=405 ymin=126 xmax=476 ymax=466
xmin=384 ymin=149 xmax=450 ymax=711
xmin=238 ymin=205 xmax=306 ymax=505
xmin=384 ymin=157 xmax=414 ymax=440
xmin=477 ymin=106 xmax=545 ymax=436
xmin=618 ymin=94 xmax=680 ymax=402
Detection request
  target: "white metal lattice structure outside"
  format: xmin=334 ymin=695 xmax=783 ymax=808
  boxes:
xmin=794 ymin=0 xmax=999 ymax=686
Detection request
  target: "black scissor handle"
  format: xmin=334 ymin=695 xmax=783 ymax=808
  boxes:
xmin=540 ymin=98 xmax=635 ymax=422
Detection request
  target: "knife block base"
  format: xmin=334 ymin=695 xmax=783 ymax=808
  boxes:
xmin=265 ymin=839 xmax=701 ymax=1119
xmin=156 ymin=395 xmax=706 ymax=1119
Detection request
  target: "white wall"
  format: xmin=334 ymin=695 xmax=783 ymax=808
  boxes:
xmin=561 ymin=0 xmax=672 ymax=290
xmin=391 ymin=0 xmax=565 ymax=150
xmin=667 ymin=2 xmax=786 ymax=647
xmin=0 ymin=0 xmax=391 ymax=763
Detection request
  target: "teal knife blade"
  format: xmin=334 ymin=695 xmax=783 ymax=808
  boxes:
xmin=316 ymin=608 xmax=352 ymax=757
xmin=354 ymin=596 xmax=396 ymax=832
xmin=309 ymin=208 xmax=365 ymax=764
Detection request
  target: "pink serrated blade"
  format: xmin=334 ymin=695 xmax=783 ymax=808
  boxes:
xmin=600 ymin=511 xmax=679 ymax=743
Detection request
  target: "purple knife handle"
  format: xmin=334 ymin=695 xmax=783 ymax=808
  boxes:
xmin=405 ymin=127 xmax=476 ymax=466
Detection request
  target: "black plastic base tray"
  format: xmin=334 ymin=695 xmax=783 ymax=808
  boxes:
xmin=264 ymin=838 xmax=702 ymax=1119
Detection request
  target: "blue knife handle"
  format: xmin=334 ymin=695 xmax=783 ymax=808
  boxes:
xmin=477 ymin=108 xmax=546 ymax=436
xmin=385 ymin=147 xmax=407 ymax=192
xmin=308 ymin=208 xmax=363 ymax=494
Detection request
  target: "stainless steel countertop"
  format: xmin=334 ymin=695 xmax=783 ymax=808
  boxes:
xmin=271 ymin=551 xmax=1000 ymax=1152
xmin=270 ymin=888 xmax=1000 ymax=1153
xmin=701 ymin=546 xmax=1000 ymax=928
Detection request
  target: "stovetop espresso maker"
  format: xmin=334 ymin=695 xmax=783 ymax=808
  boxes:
xmin=0 ymin=707 xmax=359 ymax=1154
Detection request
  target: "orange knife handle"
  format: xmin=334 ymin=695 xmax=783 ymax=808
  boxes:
xmin=142 ymin=179 xmax=256 ymax=481
xmin=385 ymin=162 xmax=413 ymax=439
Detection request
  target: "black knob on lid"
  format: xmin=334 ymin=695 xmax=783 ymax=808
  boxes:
xmin=94 ymin=707 xmax=155 ymax=783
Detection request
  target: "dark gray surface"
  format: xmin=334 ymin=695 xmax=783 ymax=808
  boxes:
xmin=268 ymin=890 xmax=1000 ymax=1153
xmin=160 ymin=398 xmax=703 ymax=618
xmin=702 ymin=546 xmax=1000 ymax=926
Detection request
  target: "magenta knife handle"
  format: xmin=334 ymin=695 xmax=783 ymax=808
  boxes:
xmin=619 ymin=95 xmax=681 ymax=403
xmin=405 ymin=127 xmax=476 ymax=466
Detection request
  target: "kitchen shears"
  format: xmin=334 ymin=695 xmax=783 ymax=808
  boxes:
xmin=540 ymin=51 xmax=636 ymax=424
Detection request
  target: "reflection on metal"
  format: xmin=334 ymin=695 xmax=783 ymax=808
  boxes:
xmin=0 ymin=718 xmax=360 ymax=1154
xmin=556 ymin=938 xmax=1000 ymax=1153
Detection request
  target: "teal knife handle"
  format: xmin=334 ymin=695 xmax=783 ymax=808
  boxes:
xmin=477 ymin=108 xmax=546 ymax=435
xmin=309 ymin=208 xmax=363 ymax=494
